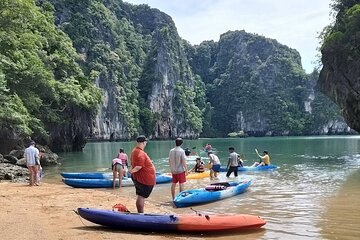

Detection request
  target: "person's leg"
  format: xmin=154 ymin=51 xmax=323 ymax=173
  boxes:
xmin=112 ymin=169 xmax=117 ymax=190
xmin=27 ymin=166 xmax=34 ymax=186
xmin=117 ymin=168 xmax=123 ymax=190
xmin=171 ymin=183 xmax=176 ymax=200
xmin=33 ymin=166 xmax=39 ymax=185
xmin=136 ymin=195 xmax=145 ymax=213
xmin=179 ymin=183 xmax=185 ymax=193
xmin=210 ymin=169 xmax=214 ymax=179
xmin=251 ymin=162 xmax=259 ymax=167
xmin=226 ymin=168 xmax=231 ymax=177
xmin=234 ymin=166 xmax=238 ymax=177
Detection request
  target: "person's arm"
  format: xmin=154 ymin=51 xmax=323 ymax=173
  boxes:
xmin=130 ymin=166 xmax=142 ymax=173
xmin=181 ymin=151 xmax=188 ymax=174
xmin=227 ymin=156 xmax=231 ymax=169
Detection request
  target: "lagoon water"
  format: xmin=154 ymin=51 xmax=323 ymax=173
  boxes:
xmin=45 ymin=136 xmax=360 ymax=239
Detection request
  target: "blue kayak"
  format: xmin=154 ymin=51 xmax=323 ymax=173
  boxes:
xmin=60 ymin=172 xmax=131 ymax=179
xmin=77 ymin=207 xmax=266 ymax=232
xmin=63 ymin=177 xmax=134 ymax=188
xmin=62 ymin=173 xmax=172 ymax=188
xmin=173 ymin=180 xmax=252 ymax=208
xmin=219 ymin=164 xmax=278 ymax=172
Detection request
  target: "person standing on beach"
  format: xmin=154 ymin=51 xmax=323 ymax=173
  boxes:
xmin=111 ymin=157 xmax=123 ymax=190
xmin=117 ymin=148 xmax=129 ymax=177
xmin=168 ymin=138 xmax=188 ymax=200
xmin=24 ymin=141 xmax=39 ymax=186
xmin=129 ymin=135 xmax=156 ymax=213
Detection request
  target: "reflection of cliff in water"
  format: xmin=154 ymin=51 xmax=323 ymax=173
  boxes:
xmin=320 ymin=169 xmax=360 ymax=240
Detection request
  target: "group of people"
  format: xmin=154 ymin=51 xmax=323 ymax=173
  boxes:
xmin=24 ymin=135 xmax=270 ymax=213
xmin=109 ymin=137 xmax=271 ymax=213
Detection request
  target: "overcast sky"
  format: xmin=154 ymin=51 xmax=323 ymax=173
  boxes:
xmin=124 ymin=0 xmax=333 ymax=73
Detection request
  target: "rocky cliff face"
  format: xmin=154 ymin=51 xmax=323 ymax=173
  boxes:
xmin=318 ymin=55 xmax=360 ymax=132
xmin=317 ymin=1 xmax=360 ymax=134
xmin=49 ymin=0 xmax=203 ymax=141
xmin=318 ymin=45 xmax=360 ymax=133
xmin=188 ymin=30 xmax=351 ymax=136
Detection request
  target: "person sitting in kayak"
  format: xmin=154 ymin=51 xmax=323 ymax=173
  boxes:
xmin=184 ymin=147 xmax=191 ymax=156
xmin=112 ymin=157 xmax=124 ymax=190
xmin=188 ymin=157 xmax=205 ymax=173
xmin=204 ymin=143 xmax=212 ymax=152
xmin=251 ymin=149 xmax=270 ymax=167
xmin=208 ymin=152 xmax=221 ymax=179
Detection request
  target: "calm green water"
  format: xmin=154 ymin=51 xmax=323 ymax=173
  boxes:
xmin=45 ymin=136 xmax=360 ymax=239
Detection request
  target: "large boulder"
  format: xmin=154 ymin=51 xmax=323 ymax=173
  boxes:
xmin=0 ymin=163 xmax=29 ymax=182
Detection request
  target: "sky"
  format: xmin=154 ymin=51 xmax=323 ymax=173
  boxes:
xmin=124 ymin=0 xmax=334 ymax=73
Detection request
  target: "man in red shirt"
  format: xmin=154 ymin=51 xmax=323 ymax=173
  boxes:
xmin=129 ymin=135 xmax=156 ymax=213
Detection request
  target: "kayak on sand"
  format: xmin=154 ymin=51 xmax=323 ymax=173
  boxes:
xmin=62 ymin=173 xmax=172 ymax=188
xmin=76 ymin=207 xmax=266 ymax=232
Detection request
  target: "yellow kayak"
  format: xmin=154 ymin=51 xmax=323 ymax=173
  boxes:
xmin=186 ymin=171 xmax=210 ymax=179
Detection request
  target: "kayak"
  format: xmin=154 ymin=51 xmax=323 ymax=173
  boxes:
xmin=62 ymin=174 xmax=172 ymax=188
xmin=61 ymin=172 xmax=113 ymax=179
xmin=77 ymin=207 xmax=266 ymax=232
xmin=239 ymin=164 xmax=278 ymax=171
xmin=186 ymin=171 xmax=210 ymax=179
xmin=63 ymin=177 xmax=134 ymax=188
xmin=60 ymin=172 xmax=171 ymax=182
xmin=219 ymin=164 xmax=278 ymax=172
xmin=173 ymin=180 xmax=252 ymax=208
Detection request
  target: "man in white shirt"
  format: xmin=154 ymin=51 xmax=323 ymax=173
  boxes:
xmin=168 ymin=138 xmax=188 ymax=200
xmin=24 ymin=141 xmax=39 ymax=186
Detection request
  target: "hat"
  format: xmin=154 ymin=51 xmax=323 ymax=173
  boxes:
xmin=136 ymin=135 xmax=147 ymax=142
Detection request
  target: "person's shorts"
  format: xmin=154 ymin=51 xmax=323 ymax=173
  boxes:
xmin=212 ymin=164 xmax=221 ymax=172
xmin=112 ymin=163 xmax=123 ymax=171
xmin=172 ymin=172 xmax=186 ymax=184
xmin=132 ymin=177 xmax=154 ymax=198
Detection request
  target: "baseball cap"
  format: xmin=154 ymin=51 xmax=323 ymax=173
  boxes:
xmin=136 ymin=135 xmax=148 ymax=142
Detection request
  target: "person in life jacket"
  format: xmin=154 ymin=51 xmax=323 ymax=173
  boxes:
xmin=188 ymin=157 xmax=205 ymax=173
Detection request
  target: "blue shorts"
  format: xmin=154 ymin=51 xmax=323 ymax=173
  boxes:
xmin=212 ymin=164 xmax=221 ymax=172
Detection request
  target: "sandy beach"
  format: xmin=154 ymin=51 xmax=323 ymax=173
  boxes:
xmin=0 ymin=182 xmax=172 ymax=240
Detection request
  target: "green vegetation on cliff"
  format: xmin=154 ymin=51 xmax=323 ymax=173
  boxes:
xmin=0 ymin=0 xmax=101 ymax=142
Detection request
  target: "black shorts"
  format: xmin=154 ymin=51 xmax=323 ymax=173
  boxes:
xmin=132 ymin=177 xmax=154 ymax=198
